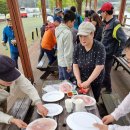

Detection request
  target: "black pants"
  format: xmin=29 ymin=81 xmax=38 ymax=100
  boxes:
xmin=103 ymin=58 xmax=114 ymax=92
xmin=91 ymin=82 xmax=102 ymax=102
xmin=38 ymin=48 xmax=56 ymax=65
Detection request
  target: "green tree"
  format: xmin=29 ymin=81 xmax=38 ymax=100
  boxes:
xmin=0 ymin=0 xmax=9 ymax=15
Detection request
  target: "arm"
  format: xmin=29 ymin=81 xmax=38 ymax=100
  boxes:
xmin=81 ymin=65 xmax=104 ymax=88
xmin=15 ymin=73 xmax=48 ymax=116
xmin=0 ymin=111 xmax=13 ymax=124
xmin=81 ymin=44 xmax=106 ymax=88
xmin=0 ymin=111 xmax=27 ymax=128
xmin=2 ymin=28 xmax=8 ymax=44
xmin=79 ymin=16 xmax=83 ymax=24
xmin=73 ymin=64 xmax=82 ymax=87
xmin=94 ymin=123 xmax=130 ymax=130
xmin=111 ymin=93 xmax=130 ymax=121
xmin=63 ymin=31 xmax=74 ymax=68
xmin=109 ymin=125 xmax=130 ymax=130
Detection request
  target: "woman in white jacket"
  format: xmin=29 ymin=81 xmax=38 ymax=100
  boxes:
xmin=94 ymin=38 xmax=130 ymax=130
xmin=0 ymin=55 xmax=48 ymax=128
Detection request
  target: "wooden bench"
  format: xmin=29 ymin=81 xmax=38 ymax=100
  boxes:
xmin=0 ymin=97 xmax=32 ymax=130
xmin=37 ymin=54 xmax=58 ymax=79
xmin=113 ymin=55 xmax=130 ymax=74
xmin=101 ymin=93 xmax=130 ymax=126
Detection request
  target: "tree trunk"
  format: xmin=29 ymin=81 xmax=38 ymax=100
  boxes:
xmin=76 ymin=0 xmax=83 ymax=15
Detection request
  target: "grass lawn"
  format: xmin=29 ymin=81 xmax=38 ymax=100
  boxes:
xmin=0 ymin=17 xmax=43 ymax=56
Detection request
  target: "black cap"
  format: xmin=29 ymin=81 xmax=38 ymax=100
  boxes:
xmin=0 ymin=55 xmax=21 ymax=82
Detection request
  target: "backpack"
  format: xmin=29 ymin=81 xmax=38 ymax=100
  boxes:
xmin=40 ymin=24 xmax=46 ymax=38
xmin=112 ymin=22 xmax=121 ymax=45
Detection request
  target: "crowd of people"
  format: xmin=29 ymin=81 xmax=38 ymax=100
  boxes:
xmin=0 ymin=1 xmax=130 ymax=130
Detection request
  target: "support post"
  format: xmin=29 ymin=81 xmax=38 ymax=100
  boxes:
xmin=41 ymin=0 xmax=47 ymax=24
xmin=56 ymin=0 xmax=62 ymax=8
xmin=118 ymin=0 xmax=126 ymax=24
xmin=86 ymin=0 xmax=88 ymax=8
xmin=94 ymin=0 xmax=98 ymax=12
xmin=6 ymin=0 xmax=34 ymax=82
xmin=89 ymin=0 xmax=92 ymax=10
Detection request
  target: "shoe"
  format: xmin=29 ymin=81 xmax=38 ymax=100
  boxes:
xmin=102 ymin=89 xmax=112 ymax=94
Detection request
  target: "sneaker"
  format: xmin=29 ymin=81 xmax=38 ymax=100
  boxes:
xmin=102 ymin=89 xmax=112 ymax=94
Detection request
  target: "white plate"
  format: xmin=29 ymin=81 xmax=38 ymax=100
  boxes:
xmin=26 ymin=118 xmax=57 ymax=130
xmin=59 ymin=82 xmax=73 ymax=93
xmin=42 ymin=91 xmax=65 ymax=102
xmin=37 ymin=104 xmax=63 ymax=117
xmin=72 ymin=95 xmax=96 ymax=107
xmin=66 ymin=112 xmax=102 ymax=130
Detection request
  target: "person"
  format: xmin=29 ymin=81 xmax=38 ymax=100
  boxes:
xmin=73 ymin=22 xmax=106 ymax=101
xmin=0 ymin=55 xmax=48 ymax=128
xmin=1 ymin=14 xmax=19 ymax=69
xmin=100 ymin=2 xmax=127 ymax=93
xmin=55 ymin=10 xmax=76 ymax=80
xmin=38 ymin=16 xmax=61 ymax=64
xmin=94 ymin=38 xmax=130 ymax=130
xmin=54 ymin=8 xmax=63 ymax=21
xmin=70 ymin=6 xmax=82 ymax=30
xmin=91 ymin=13 xmax=104 ymax=42
xmin=84 ymin=10 xmax=90 ymax=22
xmin=88 ymin=10 xmax=96 ymax=21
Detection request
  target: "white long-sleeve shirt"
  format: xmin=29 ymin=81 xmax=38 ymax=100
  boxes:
xmin=108 ymin=92 xmax=130 ymax=130
xmin=0 ymin=73 xmax=42 ymax=124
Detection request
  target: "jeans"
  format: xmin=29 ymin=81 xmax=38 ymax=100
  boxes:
xmin=58 ymin=66 xmax=72 ymax=80
xmin=38 ymin=48 xmax=56 ymax=65
xmin=44 ymin=49 xmax=56 ymax=65
xmin=11 ymin=52 xmax=19 ymax=69
xmin=103 ymin=57 xmax=114 ymax=92
xmin=38 ymin=47 xmax=44 ymax=62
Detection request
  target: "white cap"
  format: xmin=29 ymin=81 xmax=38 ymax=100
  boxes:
xmin=47 ymin=16 xmax=54 ymax=23
xmin=77 ymin=22 xmax=95 ymax=36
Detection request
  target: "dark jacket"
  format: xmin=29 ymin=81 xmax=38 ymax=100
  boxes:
xmin=94 ymin=23 xmax=104 ymax=42
xmin=101 ymin=17 xmax=127 ymax=58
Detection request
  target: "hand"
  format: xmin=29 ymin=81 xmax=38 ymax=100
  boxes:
xmin=1 ymin=41 xmax=6 ymax=46
xmin=102 ymin=115 xmax=115 ymax=125
xmin=77 ymin=79 xmax=82 ymax=88
xmin=67 ymin=66 xmax=72 ymax=73
xmin=80 ymin=81 xmax=90 ymax=88
xmin=94 ymin=123 xmax=108 ymax=130
xmin=36 ymin=103 xmax=48 ymax=116
xmin=11 ymin=40 xmax=17 ymax=45
xmin=10 ymin=118 xmax=27 ymax=128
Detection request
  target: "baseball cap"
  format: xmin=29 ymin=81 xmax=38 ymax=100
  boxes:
xmin=6 ymin=14 xmax=11 ymax=21
xmin=54 ymin=8 xmax=62 ymax=14
xmin=47 ymin=16 xmax=54 ymax=23
xmin=0 ymin=55 xmax=21 ymax=82
xmin=100 ymin=2 xmax=114 ymax=12
xmin=77 ymin=22 xmax=95 ymax=36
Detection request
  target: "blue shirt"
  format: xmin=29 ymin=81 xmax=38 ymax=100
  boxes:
xmin=74 ymin=13 xmax=82 ymax=30
xmin=2 ymin=26 xmax=18 ymax=53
